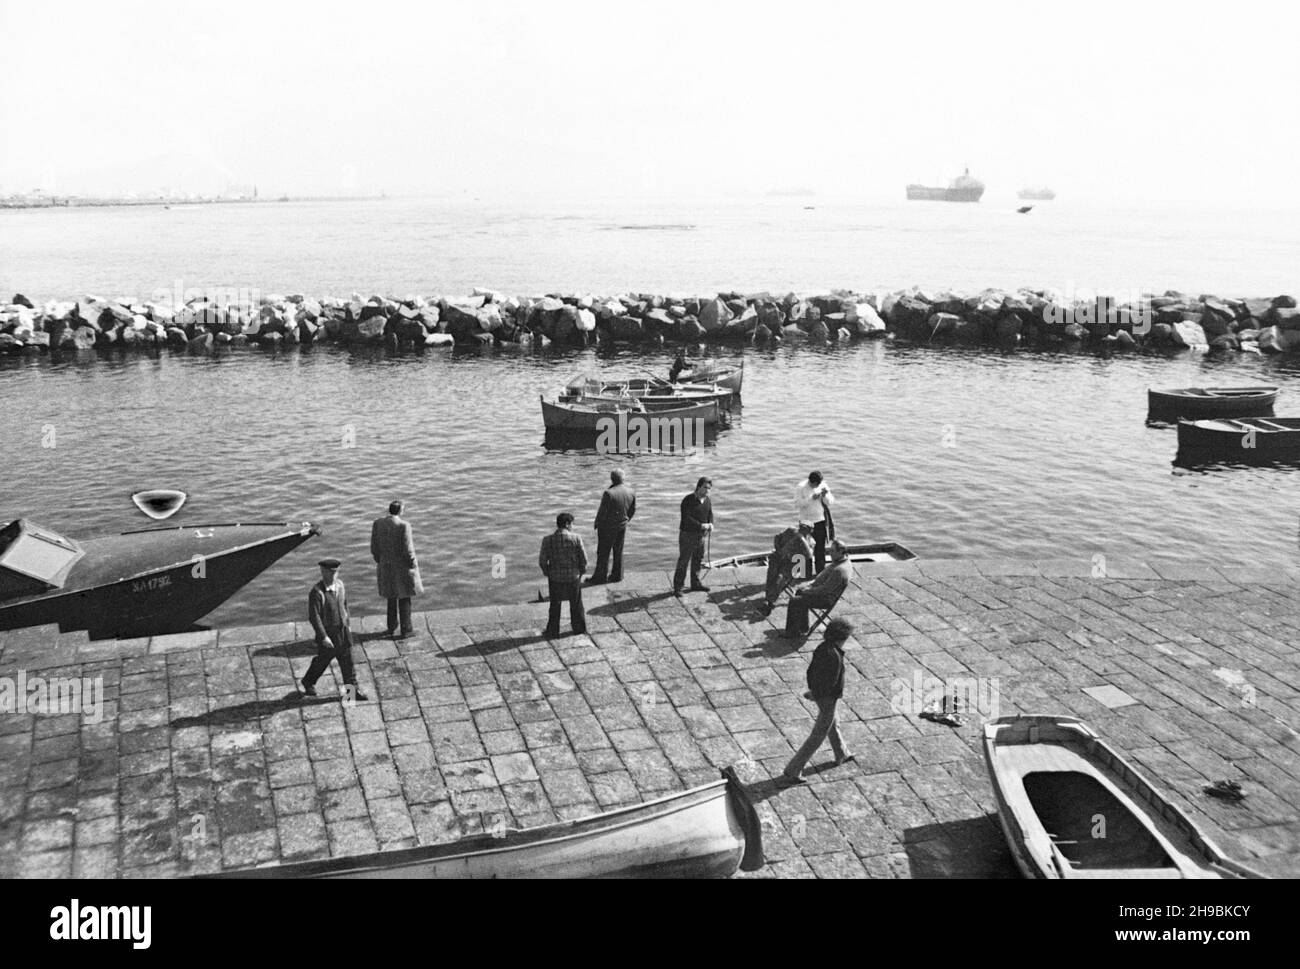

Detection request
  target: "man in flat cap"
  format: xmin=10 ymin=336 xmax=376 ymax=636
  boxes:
xmin=371 ymin=499 xmax=422 ymax=638
xmin=781 ymin=618 xmax=855 ymax=784
xmin=302 ymin=558 xmax=369 ymax=701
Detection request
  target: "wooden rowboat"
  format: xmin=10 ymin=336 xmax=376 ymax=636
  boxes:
xmin=705 ymin=541 xmax=917 ymax=570
xmin=1147 ymin=386 xmax=1277 ymax=419
xmin=208 ymin=767 xmax=763 ymax=879
xmin=541 ymin=395 xmax=721 ymax=433
xmin=1176 ymin=417 xmax=1300 ymax=456
xmin=559 ymin=388 xmax=733 ymax=421
xmin=983 ymin=715 xmax=1264 ymax=879
xmin=677 ymin=362 xmax=743 ymax=393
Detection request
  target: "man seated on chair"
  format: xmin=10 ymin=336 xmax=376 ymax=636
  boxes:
xmin=784 ymin=539 xmax=854 ymax=637
xmin=759 ymin=520 xmax=814 ymax=616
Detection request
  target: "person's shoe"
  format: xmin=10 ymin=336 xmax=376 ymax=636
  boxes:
xmin=300 ymin=679 xmax=317 ymax=697
xmin=835 ymin=753 xmax=857 ymax=766
xmin=543 ymin=628 xmax=561 ymax=638
xmin=346 ymin=686 xmax=369 ymax=702
xmin=672 ymin=589 xmax=683 ymax=598
xmin=398 ymin=627 xmax=414 ymax=639
xmin=584 ymin=576 xmax=606 ymax=585
xmin=386 ymin=628 xmax=398 ymax=638
xmin=757 ymin=602 xmax=773 ymax=616
xmin=609 ymin=575 xmax=622 ymax=583
xmin=690 ymin=584 xmax=710 ymax=593
xmin=778 ymin=772 xmax=806 ymax=786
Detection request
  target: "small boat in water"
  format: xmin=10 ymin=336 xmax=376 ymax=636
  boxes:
xmin=541 ymin=395 xmax=722 ymax=433
xmin=131 ymin=489 xmax=188 ymax=520
xmin=705 ymin=540 xmax=917 ymax=570
xmin=1148 ymin=386 xmax=1278 ymax=420
xmin=983 ymin=715 xmax=1263 ymax=879
xmin=674 ymin=362 xmax=743 ymax=394
xmin=208 ymin=766 xmax=763 ymax=879
xmin=0 ymin=518 xmax=320 ymax=639
xmin=1176 ymin=417 xmax=1300 ymax=457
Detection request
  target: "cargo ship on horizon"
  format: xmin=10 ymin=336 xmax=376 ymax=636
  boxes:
xmin=906 ymin=167 xmax=984 ymax=202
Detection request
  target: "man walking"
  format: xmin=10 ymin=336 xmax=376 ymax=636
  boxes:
xmin=539 ymin=512 xmax=588 ymax=637
xmin=781 ymin=618 xmax=855 ymax=784
xmin=301 ymin=558 xmax=369 ymax=701
xmin=759 ymin=520 xmax=814 ymax=616
xmin=784 ymin=539 xmax=854 ymax=637
xmin=588 ymin=468 xmax=636 ymax=585
xmin=673 ymin=476 xmax=713 ymax=596
xmin=795 ymin=470 xmax=835 ymax=574
xmin=371 ymin=500 xmax=422 ymax=638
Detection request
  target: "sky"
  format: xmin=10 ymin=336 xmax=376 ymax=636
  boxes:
xmin=1 ymin=0 xmax=1297 ymax=203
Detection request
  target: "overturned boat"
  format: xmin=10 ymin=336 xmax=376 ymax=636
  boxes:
xmin=0 ymin=518 xmax=320 ymax=639
xmin=208 ymin=766 xmax=763 ymax=879
xmin=983 ymin=715 xmax=1263 ymax=879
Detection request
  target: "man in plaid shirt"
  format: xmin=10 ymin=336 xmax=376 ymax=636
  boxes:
xmin=539 ymin=511 xmax=588 ymax=637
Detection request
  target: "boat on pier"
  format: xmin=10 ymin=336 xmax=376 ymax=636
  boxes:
xmin=705 ymin=541 xmax=917 ymax=570
xmin=983 ymin=715 xmax=1263 ymax=879
xmin=207 ymin=766 xmax=763 ymax=879
xmin=0 ymin=518 xmax=320 ymax=639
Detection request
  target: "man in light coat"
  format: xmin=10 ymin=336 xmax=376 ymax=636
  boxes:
xmin=371 ymin=500 xmax=423 ymax=638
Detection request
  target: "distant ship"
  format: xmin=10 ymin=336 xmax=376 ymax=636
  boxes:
xmin=907 ymin=168 xmax=984 ymax=202
xmin=1018 ymin=187 xmax=1056 ymax=200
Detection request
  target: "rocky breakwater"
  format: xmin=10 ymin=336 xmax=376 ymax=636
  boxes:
xmin=1 ymin=287 xmax=1298 ymax=355
xmin=881 ymin=289 xmax=1300 ymax=354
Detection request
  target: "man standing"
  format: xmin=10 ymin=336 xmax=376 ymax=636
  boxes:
xmin=588 ymin=468 xmax=636 ymax=585
xmin=795 ymin=470 xmax=835 ymax=574
xmin=371 ymin=500 xmax=422 ymax=638
xmin=759 ymin=521 xmax=814 ymax=616
xmin=673 ymin=476 xmax=714 ymax=596
xmin=539 ymin=512 xmax=588 ymax=637
xmin=781 ymin=618 xmax=855 ymax=784
xmin=784 ymin=540 xmax=854 ymax=637
xmin=301 ymin=558 xmax=369 ymax=701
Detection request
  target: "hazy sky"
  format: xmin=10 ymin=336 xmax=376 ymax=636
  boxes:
xmin=2 ymin=0 xmax=1297 ymax=202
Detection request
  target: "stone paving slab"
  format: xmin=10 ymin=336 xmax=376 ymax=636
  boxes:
xmin=1 ymin=557 xmax=1297 ymax=878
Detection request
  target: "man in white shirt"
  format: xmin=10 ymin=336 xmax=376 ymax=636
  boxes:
xmin=795 ymin=470 xmax=835 ymax=573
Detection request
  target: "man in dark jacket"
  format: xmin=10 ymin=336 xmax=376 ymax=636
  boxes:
xmin=673 ymin=476 xmax=713 ymax=596
xmin=539 ymin=512 xmax=588 ymax=637
xmin=759 ymin=520 xmax=814 ymax=615
xmin=588 ymin=468 xmax=636 ymax=585
xmin=371 ymin=500 xmax=422 ymax=638
xmin=781 ymin=618 xmax=854 ymax=783
xmin=301 ymin=558 xmax=369 ymax=701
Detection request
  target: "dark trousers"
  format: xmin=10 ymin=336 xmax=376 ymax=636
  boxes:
xmin=592 ymin=526 xmax=626 ymax=582
xmin=783 ymin=698 xmax=846 ymax=779
xmin=673 ymin=531 xmax=706 ymax=591
xmin=386 ymin=597 xmax=413 ymax=634
xmin=303 ymin=627 xmax=356 ymax=687
xmin=812 ymin=520 xmax=828 ymax=575
xmin=545 ymin=579 xmax=586 ymax=635
xmin=785 ymin=590 xmax=837 ymax=636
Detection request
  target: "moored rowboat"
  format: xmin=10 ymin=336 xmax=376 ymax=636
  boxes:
xmin=1176 ymin=417 xmax=1300 ymax=455
xmin=676 ymin=362 xmax=743 ymax=393
xmin=541 ymin=395 xmax=721 ymax=433
xmin=1147 ymin=386 xmax=1277 ymax=419
xmin=705 ymin=541 xmax=917 ymax=570
xmin=207 ymin=766 xmax=763 ymax=878
xmin=983 ymin=715 xmax=1263 ymax=879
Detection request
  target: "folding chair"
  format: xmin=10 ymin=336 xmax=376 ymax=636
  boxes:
xmin=805 ymin=584 xmax=846 ymax=637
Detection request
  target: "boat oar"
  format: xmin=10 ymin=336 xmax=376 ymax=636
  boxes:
xmin=640 ymin=369 xmax=671 ymax=386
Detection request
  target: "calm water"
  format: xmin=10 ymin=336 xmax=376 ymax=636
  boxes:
xmin=2 ymin=197 xmax=1299 ymax=627
xmin=1 ymin=342 xmax=1298 ymax=628
xmin=4 ymin=195 xmax=1300 ymax=299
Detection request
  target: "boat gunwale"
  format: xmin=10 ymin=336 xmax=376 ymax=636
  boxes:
xmin=205 ymin=768 xmax=757 ymax=878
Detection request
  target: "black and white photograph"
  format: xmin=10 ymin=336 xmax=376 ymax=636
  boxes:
xmin=0 ymin=0 xmax=1293 ymax=947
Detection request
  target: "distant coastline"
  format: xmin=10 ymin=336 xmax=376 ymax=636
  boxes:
xmin=0 ymin=194 xmax=388 ymax=210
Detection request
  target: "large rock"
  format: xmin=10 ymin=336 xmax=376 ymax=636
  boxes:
xmin=698 ymin=298 xmax=733 ymax=333
xmin=677 ymin=317 xmax=705 ymax=342
xmin=1271 ymin=294 xmax=1296 ymax=309
xmin=926 ymin=312 xmax=962 ymax=338
xmin=853 ymin=304 xmax=886 ymax=336
xmin=1171 ymin=320 xmax=1208 ymax=349
xmin=888 ymin=297 xmax=931 ymax=338
xmin=338 ymin=318 xmax=386 ymax=344
xmin=1274 ymin=307 xmax=1300 ymax=330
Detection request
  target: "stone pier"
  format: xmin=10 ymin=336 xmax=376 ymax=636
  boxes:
xmin=1 ymin=557 xmax=1297 ymax=878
